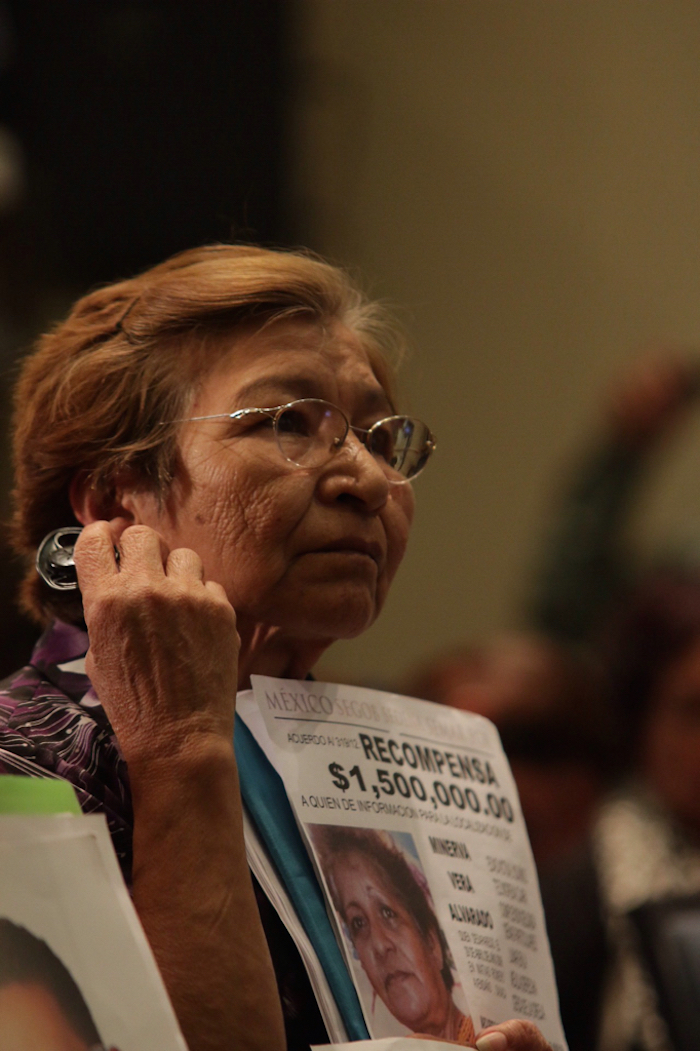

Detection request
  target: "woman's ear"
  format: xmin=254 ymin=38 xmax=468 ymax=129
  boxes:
xmin=69 ymin=472 xmax=137 ymax=526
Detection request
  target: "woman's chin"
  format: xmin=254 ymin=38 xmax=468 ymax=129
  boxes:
xmin=308 ymin=607 xmax=378 ymax=642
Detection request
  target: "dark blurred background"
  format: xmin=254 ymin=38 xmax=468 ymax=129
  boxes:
xmin=0 ymin=0 xmax=293 ymax=671
xmin=1 ymin=0 xmax=290 ymax=285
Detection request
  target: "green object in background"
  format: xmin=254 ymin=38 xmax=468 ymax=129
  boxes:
xmin=0 ymin=775 xmax=81 ymax=815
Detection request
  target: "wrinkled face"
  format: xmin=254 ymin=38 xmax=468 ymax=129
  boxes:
xmin=332 ymin=852 xmax=449 ymax=1032
xmin=126 ymin=318 xmax=414 ymax=646
xmin=0 ymin=982 xmax=92 ymax=1051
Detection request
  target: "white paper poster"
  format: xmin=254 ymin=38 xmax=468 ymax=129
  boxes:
xmin=0 ymin=814 xmax=188 ymax=1051
xmin=239 ymin=677 xmax=568 ymax=1051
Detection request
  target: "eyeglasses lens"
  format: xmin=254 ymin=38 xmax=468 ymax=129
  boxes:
xmin=368 ymin=417 xmax=432 ymax=480
xmin=275 ymin=400 xmax=348 ymax=467
xmin=274 ymin=400 xmax=432 ymax=480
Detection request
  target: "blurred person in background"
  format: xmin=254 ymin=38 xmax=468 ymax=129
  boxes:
xmin=526 ymin=355 xmax=700 ymax=1050
xmin=528 ymin=356 xmax=700 ymax=646
xmin=406 ymin=633 xmax=616 ymax=870
xmin=406 ymin=356 xmax=700 ymax=1051
xmin=592 ymin=569 xmax=700 ymax=1051
xmin=406 ymin=355 xmax=699 ymax=870
xmin=405 ymin=634 xmax=615 ymax=1051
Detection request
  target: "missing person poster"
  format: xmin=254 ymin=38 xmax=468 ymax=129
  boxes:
xmin=239 ymin=677 xmax=568 ymax=1051
xmin=0 ymin=814 xmax=188 ymax=1051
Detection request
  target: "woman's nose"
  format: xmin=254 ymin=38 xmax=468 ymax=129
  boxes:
xmin=317 ymin=431 xmax=390 ymax=512
xmin=369 ymin=921 xmax=396 ymax=958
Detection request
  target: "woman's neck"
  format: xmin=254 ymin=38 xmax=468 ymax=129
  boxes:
xmin=236 ymin=620 xmax=332 ymax=689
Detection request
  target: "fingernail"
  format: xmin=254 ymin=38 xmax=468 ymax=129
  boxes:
xmin=476 ymin=1033 xmax=508 ymax=1051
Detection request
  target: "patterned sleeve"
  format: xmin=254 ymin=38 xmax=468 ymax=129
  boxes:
xmin=0 ymin=664 xmax=134 ymax=883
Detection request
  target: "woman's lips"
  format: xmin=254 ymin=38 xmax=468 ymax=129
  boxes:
xmin=384 ymin=969 xmax=415 ymax=991
xmin=313 ymin=538 xmax=384 ymax=566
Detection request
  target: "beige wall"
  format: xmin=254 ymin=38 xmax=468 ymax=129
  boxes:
xmin=292 ymin=1 xmax=700 ymax=686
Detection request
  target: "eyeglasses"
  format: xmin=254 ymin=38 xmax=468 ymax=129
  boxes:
xmin=171 ymin=398 xmax=435 ymax=483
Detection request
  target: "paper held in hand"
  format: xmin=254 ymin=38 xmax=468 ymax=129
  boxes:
xmin=239 ymin=677 xmax=568 ymax=1051
xmin=0 ymin=812 xmax=188 ymax=1051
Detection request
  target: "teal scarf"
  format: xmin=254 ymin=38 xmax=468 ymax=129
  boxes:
xmin=234 ymin=713 xmax=369 ymax=1042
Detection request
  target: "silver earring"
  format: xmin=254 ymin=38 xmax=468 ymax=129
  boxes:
xmin=36 ymin=527 xmax=83 ymax=591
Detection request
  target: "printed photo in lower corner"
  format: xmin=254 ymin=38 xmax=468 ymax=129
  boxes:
xmin=0 ymin=916 xmax=120 ymax=1051
xmin=308 ymin=824 xmax=476 ymax=1046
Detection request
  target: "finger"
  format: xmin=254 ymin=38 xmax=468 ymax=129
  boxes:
xmin=117 ymin=524 xmax=170 ymax=578
xmin=475 ymin=1019 xmax=552 ymax=1051
xmin=166 ymin=546 xmax=205 ymax=581
xmin=204 ymin=579 xmax=231 ymax=604
xmin=74 ymin=519 xmax=127 ymax=589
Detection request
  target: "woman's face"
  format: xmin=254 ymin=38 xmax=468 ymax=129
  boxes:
xmin=122 ymin=318 xmax=414 ymax=646
xmin=332 ymin=851 xmax=449 ymax=1032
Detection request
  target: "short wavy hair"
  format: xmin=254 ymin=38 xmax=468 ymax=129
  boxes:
xmin=310 ymin=825 xmax=454 ymax=992
xmin=11 ymin=243 xmax=405 ymax=624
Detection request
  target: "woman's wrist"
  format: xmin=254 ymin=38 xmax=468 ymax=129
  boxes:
xmin=117 ymin=715 xmax=235 ymax=770
xmin=126 ymin=731 xmax=238 ymax=805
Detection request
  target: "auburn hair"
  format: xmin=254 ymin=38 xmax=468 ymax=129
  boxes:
xmin=11 ymin=243 xmax=404 ymax=623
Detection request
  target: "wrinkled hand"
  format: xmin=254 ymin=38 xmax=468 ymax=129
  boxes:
xmin=74 ymin=518 xmax=239 ymax=763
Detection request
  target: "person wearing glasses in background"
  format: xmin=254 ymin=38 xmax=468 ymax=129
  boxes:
xmin=0 ymin=244 xmax=551 ymax=1051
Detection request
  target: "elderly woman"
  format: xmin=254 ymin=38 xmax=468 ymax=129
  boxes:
xmin=0 ymin=244 xmax=549 ymax=1051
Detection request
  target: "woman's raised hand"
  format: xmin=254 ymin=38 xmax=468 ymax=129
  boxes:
xmin=74 ymin=518 xmax=285 ymax=1051
xmin=75 ymin=517 xmax=240 ymax=762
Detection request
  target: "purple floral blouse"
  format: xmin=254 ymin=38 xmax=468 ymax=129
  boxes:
xmin=0 ymin=620 xmax=133 ymax=880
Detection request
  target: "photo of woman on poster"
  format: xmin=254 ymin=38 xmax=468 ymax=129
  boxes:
xmin=309 ymin=825 xmax=475 ymax=1045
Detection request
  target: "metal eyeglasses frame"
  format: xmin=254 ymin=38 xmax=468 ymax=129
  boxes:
xmin=167 ymin=397 xmax=436 ymax=484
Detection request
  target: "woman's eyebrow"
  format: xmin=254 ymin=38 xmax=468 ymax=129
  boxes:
xmin=229 ymin=376 xmax=394 ymax=414
xmin=232 ymin=375 xmax=320 ymax=405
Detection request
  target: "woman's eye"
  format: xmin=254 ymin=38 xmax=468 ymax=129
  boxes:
xmin=349 ymin=914 xmax=366 ymax=937
xmin=277 ymin=408 xmax=313 ymax=437
xmin=380 ymin=904 xmax=397 ymax=921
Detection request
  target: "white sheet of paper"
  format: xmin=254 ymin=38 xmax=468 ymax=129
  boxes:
xmin=0 ymin=814 xmax=188 ymax=1051
xmin=240 ymin=677 xmax=568 ymax=1051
